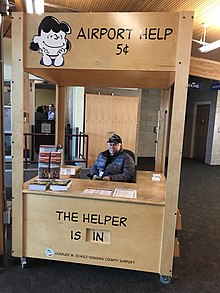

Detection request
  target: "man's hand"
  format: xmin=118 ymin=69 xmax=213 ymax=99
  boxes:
xmin=92 ymin=175 xmax=102 ymax=180
xmin=102 ymin=176 xmax=111 ymax=181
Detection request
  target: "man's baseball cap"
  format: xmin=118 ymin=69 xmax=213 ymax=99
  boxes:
xmin=107 ymin=134 xmax=122 ymax=144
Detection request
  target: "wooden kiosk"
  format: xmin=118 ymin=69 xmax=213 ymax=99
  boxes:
xmin=11 ymin=12 xmax=193 ymax=283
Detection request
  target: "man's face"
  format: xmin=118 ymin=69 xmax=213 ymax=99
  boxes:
xmin=108 ymin=142 xmax=121 ymax=154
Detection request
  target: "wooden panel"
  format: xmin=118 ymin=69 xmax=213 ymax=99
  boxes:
xmin=14 ymin=0 xmax=25 ymax=11
xmin=11 ymin=12 xmax=24 ymax=257
xmin=25 ymin=68 xmax=171 ymax=89
xmin=23 ymin=12 xmax=179 ymax=71
xmin=160 ymin=11 xmax=194 ymax=276
xmin=190 ymin=57 xmax=220 ymax=81
xmin=7 ymin=1 xmax=220 ymax=63
xmin=22 ymin=192 xmax=164 ymax=273
xmin=23 ymin=171 xmax=166 ymax=205
xmin=85 ymin=94 xmax=138 ymax=166
xmin=176 ymin=209 xmax=182 ymax=231
xmin=19 ymin=170 xmax=167 ymax=273
xmin=173 ymin=238 xmax=180 ymax=257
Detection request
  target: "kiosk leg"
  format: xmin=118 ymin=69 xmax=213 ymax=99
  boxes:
xmin=159 ymin=275 xmax=172 ymax=284
xmin=20 ymin=257 xmax=27 ymax=269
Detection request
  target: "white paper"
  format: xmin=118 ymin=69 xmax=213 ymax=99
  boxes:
xmin=60 ymin=168 xmax=76 ymax=176
xmin=113 ymin=188 xmax=137 ymax=199
xmin=151 ymin=177 xmax=161 ymax=181
xmin=82 ymin=188 xmax=114 ymax=196
xmin=152 ymin=174 xmax=161 ymax=178
xmin=152 ymin=173 xmax=161 ymax=181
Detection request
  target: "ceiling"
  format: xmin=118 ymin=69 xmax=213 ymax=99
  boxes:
xmin=2 ymin=0 xmax=220 ymax=63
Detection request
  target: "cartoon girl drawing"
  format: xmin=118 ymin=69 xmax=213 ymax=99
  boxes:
xmin=30 ymin=16 xmax=72 ymax=67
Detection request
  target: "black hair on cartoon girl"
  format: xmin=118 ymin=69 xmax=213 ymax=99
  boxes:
xmin=30 ymin=16 xmax=72 ymax=67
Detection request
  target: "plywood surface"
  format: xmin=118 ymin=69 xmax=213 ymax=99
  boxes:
xmin=23 ymin=171 xmax=166 ymax=205
xmin=20 ymin=11 xmax=189 ymax=88
xmin=26 ymin=68 xmax=172 ymax=89
xmin=190 ymin=57 xmax=220 ymax=81
xmin=11 ymin=12 xmax=25 ymax=257
xmin=22 ymin=191 xmax=164 ymax=273
xmin=24 ymin=12 xmax=180 ymax=71
xmin=160 ymin=11 xmax=193 ymax=276
xmin=85 ymin=94 xmax=138 ymax=166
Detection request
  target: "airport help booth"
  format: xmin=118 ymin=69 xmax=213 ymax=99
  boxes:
xmin=11 ymin=12 xmax=193 ymax=283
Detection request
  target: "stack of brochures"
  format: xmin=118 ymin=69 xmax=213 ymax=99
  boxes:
xmin=38 ymin=152 xmax=50 ymax=179
xmin=50 ymin=152 xmax=62 ymax=179
xmin=38 ymin=145 xmax=62 ymax=179
xmin=28 ymin=179 xmax=51 ymax=191
xmin=49 ymin=179 xmax=72 ymax=191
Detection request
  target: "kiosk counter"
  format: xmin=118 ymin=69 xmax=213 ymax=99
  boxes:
xmin=22 ymin=171 xmax=166 ymax=273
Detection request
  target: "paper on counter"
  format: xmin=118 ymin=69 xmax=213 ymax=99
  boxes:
xmin=60 ymin=167 xmax=76 ymax=176
xmin=113 ymin=188 xmax=137 ymax=199
xmin=152 ymin=174 xmax=161 ymax=181
xmin=82 ymin=188 xmax=114 ymax=196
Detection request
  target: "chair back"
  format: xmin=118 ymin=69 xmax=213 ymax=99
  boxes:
xmin=123 ymin=149 xmax=136 ymax=164
xmin=123 ymin=149 xmax=136 ymax=183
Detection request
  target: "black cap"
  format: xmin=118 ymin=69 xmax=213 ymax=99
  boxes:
xmin=107 ymin=134 xmax=122 ymax=144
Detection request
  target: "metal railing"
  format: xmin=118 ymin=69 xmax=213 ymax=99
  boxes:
xmin=5 ymin=132 xmax=89 ymax=169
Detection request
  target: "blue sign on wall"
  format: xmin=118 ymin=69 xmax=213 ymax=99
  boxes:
xmin=210 ymin=83 xmax=220 ymax=91
xmin=188 ymin=82 xmax=203 ymax=90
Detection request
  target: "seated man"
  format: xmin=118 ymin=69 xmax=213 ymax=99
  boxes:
xmin=89 ymin=134 xmax=135 ymax=182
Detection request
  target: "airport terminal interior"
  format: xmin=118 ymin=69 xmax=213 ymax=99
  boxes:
xmin=1 ymin=1 xmax=220 ymax=292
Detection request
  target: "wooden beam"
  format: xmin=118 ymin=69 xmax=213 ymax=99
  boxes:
xmin=25 ymin=69 xmax=171 ymax=89
xmin=14 ymin=0 xmax=25 ymax=11
xmin=11 ymin=12 xmax=24 ymax=257
xmin=160 ymin=11 xmax=194 ymax=277
xmin=190 ymin=57 xmax=220 ymax=81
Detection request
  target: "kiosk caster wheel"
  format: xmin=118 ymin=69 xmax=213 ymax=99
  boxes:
xmin=21 ymin=257 xmax=27 ymax=269
xmin=160 ymin=275 xmax=172 ymax=284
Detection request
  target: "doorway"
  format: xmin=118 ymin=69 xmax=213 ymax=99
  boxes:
xmin=193 ymin=104 xmax=210 ymax=162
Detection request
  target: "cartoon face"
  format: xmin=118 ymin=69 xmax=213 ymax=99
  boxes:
xmin=30 ymin=16 xmax=72 ymax=67
xmin=34 ymin=30 xmax=67 ymax=56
